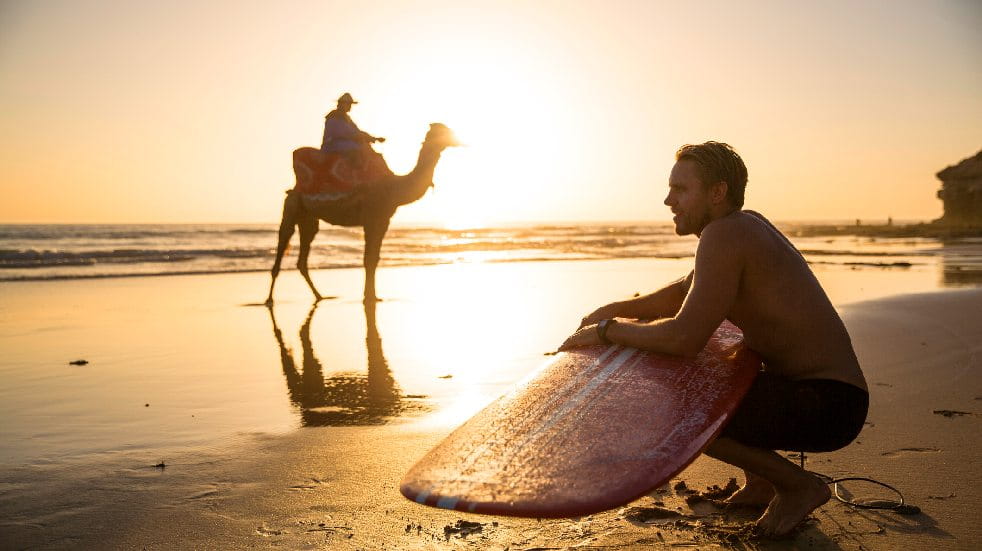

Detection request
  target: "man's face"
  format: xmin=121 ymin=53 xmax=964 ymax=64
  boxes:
xmin=664 ymin=160 xmax=714 ymax=236
xmin=339 ymin=101 xmax=353 ymax=113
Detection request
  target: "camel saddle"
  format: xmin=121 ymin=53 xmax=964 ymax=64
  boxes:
xmin=292 ymin=146 xmax=393 ymax=197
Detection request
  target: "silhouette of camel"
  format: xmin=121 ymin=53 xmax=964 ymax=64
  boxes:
xmin=266 ymin=123 xmax=460 ymax=304
xmin=266 ymin=301 xmax=426 ymax=426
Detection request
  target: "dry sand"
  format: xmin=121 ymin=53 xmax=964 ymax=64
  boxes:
xmin=1 ymin=260 xmax=980 ymax=550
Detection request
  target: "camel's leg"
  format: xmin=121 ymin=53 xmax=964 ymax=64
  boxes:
xmin=297 ymin=213 xmax=324 ymax=302
xmin=363 ymin=217 xmax=390 ymax=303
xmin=266 ymin=192 xmax=300 ymax=305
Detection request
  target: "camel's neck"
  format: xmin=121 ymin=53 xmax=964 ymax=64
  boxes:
xmin=392 ymin=143 xmax=444 ymax=207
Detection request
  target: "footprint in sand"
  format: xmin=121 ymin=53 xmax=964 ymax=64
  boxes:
xmin=256 ymin=525 xmax=283 ymax=537
xmin=289 ymin=477 xmax=324 ymax=491
xmin=309 ymin=504 xmax=338 ymax=512
xmin=187 ymin=487 xmax=221 ymax=500
xmin=621 ymin=505 xmax=689 ymax=526
xmin=881 ymin=447 xmax=941 ymax=457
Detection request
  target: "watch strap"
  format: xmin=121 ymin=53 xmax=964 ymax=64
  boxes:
xmin=597 ymin=318 xmax=616 ymax=344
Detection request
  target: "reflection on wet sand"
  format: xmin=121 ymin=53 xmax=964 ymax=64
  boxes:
xmin=267 ymin=301 xmax=427 ymax=426
xmin=941 ymin=247 xmax=982 ymax=287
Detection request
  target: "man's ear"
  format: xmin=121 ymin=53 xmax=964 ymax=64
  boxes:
xmin=712 ymin=181 xmax=729 ymax=205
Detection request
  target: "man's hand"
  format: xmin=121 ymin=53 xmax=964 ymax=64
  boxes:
xmin=374 ymin=137 xmax=386 ymax=143
xmin=559 ymin=323 xmax=603 ymax=351
xmin=579 ymin=303 xmax=621 ymax=329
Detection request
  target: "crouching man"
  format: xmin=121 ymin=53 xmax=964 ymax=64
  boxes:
xmin=560 ymin=142 xmax=868 ymax=536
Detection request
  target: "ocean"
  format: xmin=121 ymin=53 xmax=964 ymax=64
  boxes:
xmin=2 ymin=222 xmax=981 ymax=285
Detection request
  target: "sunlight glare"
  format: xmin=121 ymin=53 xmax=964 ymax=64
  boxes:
xmin=363 ymin=30 xmax=586 ymax=229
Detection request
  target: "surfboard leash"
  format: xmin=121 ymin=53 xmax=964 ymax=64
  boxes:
xmin=795 ymin=451 xmax=921 ymax=515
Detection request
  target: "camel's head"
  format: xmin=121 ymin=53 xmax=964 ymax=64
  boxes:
xmin=424 ymin=123 xmax=462 ymax=149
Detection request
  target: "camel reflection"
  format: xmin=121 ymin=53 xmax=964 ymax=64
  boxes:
xmin=267 ymin=301 xmax=426 ymax=426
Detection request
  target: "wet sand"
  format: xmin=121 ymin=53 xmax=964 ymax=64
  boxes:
xmin=1 ymin=259 xmax=980 ymax=549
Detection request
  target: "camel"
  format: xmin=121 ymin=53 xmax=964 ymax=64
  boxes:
xmin=265 ymin=123 xmax=460 ymax=304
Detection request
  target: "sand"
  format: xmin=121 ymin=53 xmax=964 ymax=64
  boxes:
xmin=1 ymin=259 xmax=980 ymax=550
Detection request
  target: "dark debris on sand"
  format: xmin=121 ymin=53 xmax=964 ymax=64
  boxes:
xmin=68 ymin=359 xmax=89 ymax=366
xmin=442 ymin=519 xmax=484 ymax=540
xmin=933 ymin=409 xmax=974 ymax=417
xmin=702 ymin=477 xmax=741 ymax=499
xmin=622 ymin=505 xmax=683 ymax=524
xmin=305 ymin=522 xmax=353 ymax=537
xmin=685 ymin=477 xmax=741 ymax=507
xmin=672 ymin=480 xmax=696 ymax=495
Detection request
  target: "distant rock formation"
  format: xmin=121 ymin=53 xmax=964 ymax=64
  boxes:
xmin=935 ymin=149 xmax=982 ymax=227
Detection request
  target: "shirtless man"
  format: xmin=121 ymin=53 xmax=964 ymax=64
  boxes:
xmin=560 ymin=142 xmax=868 ymax=537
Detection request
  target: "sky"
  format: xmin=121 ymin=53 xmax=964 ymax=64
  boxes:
xmin=1 ymin=0 xmax=980 ymax=227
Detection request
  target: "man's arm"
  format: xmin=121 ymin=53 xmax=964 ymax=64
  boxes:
xmin=579 ymin=271 xmax=693 ymax=328
xmin=563 ymin=222 xmax=742 ymax=356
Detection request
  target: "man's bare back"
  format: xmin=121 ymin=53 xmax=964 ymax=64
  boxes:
xmin=713 ymin=210 xmax=867 ymax=390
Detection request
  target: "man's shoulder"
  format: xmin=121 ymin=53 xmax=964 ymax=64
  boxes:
xmin=696 ymin=216 xmax=746 ymax=262
xmin=700 ymin=211 xmax=781 ymax=256
xmin=707 ymin=210 xmax=775 ymax=235
xmin=702 ymin=211 xmax=752 ymax=239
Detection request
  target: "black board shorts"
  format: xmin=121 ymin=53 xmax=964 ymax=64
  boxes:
xmin=720 ymin=372 xmax=869 ymax=452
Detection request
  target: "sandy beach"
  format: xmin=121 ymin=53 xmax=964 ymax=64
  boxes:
xmin=1 ymin=258 xmax=981 ymax=550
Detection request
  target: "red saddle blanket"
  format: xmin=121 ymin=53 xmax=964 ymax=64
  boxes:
xmin=292 ymin=146 xmax=393 ymax=195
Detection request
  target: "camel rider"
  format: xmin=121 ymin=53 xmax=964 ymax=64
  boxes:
xmin=321 ymin=93 xmax=385 ymax=168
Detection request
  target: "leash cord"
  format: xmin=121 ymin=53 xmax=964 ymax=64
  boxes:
xmin=796 ymin=452 xmax=921 ymax=515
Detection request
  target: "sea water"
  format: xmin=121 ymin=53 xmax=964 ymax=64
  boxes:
xmin=3 ymin=222 xmax=980 ymax=285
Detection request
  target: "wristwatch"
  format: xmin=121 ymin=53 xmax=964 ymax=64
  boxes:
xmin=597 ymin=318 xmax=617 ymax=344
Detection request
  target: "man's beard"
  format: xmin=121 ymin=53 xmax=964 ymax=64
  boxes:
xmin=674 ymin=206 xmax=713 ymax=236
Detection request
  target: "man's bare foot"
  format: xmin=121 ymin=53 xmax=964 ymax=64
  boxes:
xmin=724 ymin=473 xmax=775 ymax=508
xmin=755 ymin=475 xmax=831 ymax=537
xmin=725 ymin=483 xmax=775 ymax=508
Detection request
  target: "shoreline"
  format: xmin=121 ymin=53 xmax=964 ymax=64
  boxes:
xmin=5 ymin=220 xmax=982 ymax=285
xmin=0 ymin=257 xmax=934 ymax=284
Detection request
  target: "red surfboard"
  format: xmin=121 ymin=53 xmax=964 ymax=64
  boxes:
xmin=401 ymin=321 xmax=760 ymax=518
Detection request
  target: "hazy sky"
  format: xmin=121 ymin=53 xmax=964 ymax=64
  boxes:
xmin=1 ymin=0 xmax=980 ymax=226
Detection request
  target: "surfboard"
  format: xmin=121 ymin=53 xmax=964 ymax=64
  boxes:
xmin=400 ymin=321 xmax=760 ymax=518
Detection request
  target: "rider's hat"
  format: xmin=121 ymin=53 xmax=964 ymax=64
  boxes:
xmin=337 ymin=93 xmax=357 ymax=104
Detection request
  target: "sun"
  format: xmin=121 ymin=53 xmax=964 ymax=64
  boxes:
xmin=356 ymin=33 xmax=585 ymax=230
